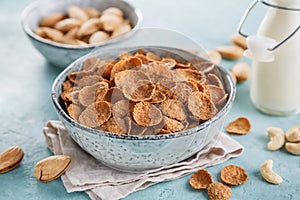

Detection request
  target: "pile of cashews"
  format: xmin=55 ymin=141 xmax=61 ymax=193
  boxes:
xmin=267 ymin=125 xmax=300 ymax=154
xmin=260 ymin=125 xmax=300 ymax=185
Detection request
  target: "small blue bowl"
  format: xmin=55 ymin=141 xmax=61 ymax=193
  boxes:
xmin=21 ymin=0 xmax=143 ymax=68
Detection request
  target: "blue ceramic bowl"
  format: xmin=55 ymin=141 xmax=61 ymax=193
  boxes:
xmin=21 ymin=0 xmax=142 ymax=68
xmin=51 ymin=46 xmax=236 ymax=172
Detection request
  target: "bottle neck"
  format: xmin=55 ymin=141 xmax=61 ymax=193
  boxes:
xmin=258 ymin=0 xmax=300 ymax=40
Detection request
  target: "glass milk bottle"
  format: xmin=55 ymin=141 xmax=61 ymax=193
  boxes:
xmin=238 ymin=0 xmax=300 ymax=115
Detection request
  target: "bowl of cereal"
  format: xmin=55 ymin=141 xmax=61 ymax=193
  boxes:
xmin=21 ymin=0 xmax=142 ymax=68
xmin=51 ymin=46 xmax=235 ymax=172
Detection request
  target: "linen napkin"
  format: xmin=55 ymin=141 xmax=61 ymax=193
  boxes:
xmin=43 ymin=120 xmax=243 ymax=200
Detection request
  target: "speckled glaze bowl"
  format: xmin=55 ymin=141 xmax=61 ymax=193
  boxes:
xmin=51 ymin=46 xmax=236 ymax=172
xmin=21 ymin=0 xmax=142 ymax=68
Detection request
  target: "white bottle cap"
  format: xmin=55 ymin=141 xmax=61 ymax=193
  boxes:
xmin=244 ymin=35 xmax=277 ymax=62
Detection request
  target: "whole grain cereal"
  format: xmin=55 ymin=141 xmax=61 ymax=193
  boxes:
xmin=132 ymin=101 xmax=163 ymax=127
xmin=207 ymin=182 xmax=232 ymax=200
xmin=226 ymin=117 xmax=251 ymax=135
xmin=188 ymin=91 xmax=218 ymax=121
xmin=60 ymin=49 xmax=229 ymax=135
xmin=160 ymin=99 xmax=187 ymax=121
xmin=189 ymin=169 xmax=213 ymax=189
xmin=220 ymin=165 xmax=248 ymax=186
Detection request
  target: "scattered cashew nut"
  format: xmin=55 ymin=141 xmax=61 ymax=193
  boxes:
xmin=285 ymin=142 xmax=300 ymax=155
xmin=260 ymin=159 xmax=283 ymax=184
xmin=267 ymin=127 xmax=285 ymax=151
xmin=285 ymin=125 xmax=300 ymax=142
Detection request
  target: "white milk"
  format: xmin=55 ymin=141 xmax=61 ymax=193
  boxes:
xmin=250 ymin=0 xmax=300 ymax=115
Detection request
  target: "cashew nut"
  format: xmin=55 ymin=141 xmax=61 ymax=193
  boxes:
xmin=260 ymin=159 xmax=283 ymax=184
xmin=267 ymin=127 xmax=285 ymax=151
xmin=285 ymin=125 xmax=300 ymax=142
xmin=285 ymin=142 xmax=300 ymax=155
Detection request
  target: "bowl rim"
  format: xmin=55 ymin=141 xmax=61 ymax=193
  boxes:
xmin=20 ymin=0 xmax=143 ymax=50
xmin=51 ymin=46 xmax=236 ymax=140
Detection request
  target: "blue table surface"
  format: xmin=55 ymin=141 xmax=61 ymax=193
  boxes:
xmin=0 ymin=0 xmax=299 ymax=199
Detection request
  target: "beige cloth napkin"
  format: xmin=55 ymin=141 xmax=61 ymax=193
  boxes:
xmin=43 ymin=120 xmax=243 ymax=200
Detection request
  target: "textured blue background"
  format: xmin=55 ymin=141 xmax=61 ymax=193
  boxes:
xmin=0 ymin=0 xmax=299 ymax=199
